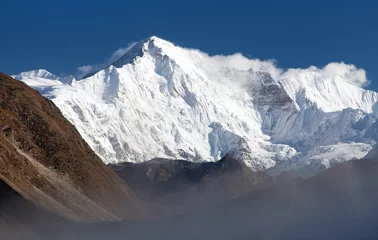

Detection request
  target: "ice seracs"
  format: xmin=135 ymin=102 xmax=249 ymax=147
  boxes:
xmin=14 ymin=36 xmax=378 ymax=177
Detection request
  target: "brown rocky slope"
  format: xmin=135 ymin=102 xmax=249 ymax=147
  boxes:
xmin=0 ymin=72 xmax=145 ymax=222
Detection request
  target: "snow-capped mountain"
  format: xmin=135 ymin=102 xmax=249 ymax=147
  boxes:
xmin=13 ymin=36 xmax=378 ymax=176
xmin=13 ymin=69 xmax=75 ymax=88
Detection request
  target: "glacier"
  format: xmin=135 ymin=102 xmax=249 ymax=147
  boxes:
xmin=13 ymin=36 xmax=378 ymax=177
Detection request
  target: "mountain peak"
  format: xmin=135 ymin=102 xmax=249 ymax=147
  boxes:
xmin=145 ymin=35 xmax=171 ymax=44
xmin=146 ymin=36 xmax=175 ymax=49
xmin=13 ymin=69 xmax=59 ymax=80
xmin=12 ymin=69 xmax=75 ymax=88
xmin=80 ymin=36 xmax=176 ymax=78
xmin=112 ymin=36 xmax=175 ymax=68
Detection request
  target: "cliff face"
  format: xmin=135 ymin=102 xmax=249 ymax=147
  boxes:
xmin=0 ymin=72 xmax=145 ymax=222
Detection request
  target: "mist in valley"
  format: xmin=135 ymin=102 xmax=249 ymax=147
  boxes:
xmin=2 ymin=159 xmax=378 ymax=240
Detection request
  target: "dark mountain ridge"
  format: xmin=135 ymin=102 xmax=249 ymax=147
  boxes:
xmin=110 ymin=154 xmax=272 ymax=215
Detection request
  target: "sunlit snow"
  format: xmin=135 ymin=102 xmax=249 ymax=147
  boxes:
xmin=14 ymin=36 xmax=378 ymax=176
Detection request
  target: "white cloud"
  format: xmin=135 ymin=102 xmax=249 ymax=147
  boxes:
xmin=207 ymin=54 xmax=368 ymax=88
xmin=320 ymin=62 xmax=369 ymax=87
xmin=76 ymin=42 xmax=137 ymax=79
xmin=283 ymin=62 xmax=369 ymax=88
xmin=107 ymin=47 xmax=134 ymax=64
xmin=209 ymin=53 xmax=282 ymax=79
xmin=177 ymin=44 xmax=371 ymax=91
xmin=76 ymin=65 xmax=94 ymax=76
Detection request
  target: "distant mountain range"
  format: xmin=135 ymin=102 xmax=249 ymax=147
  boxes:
xmin=109 ymin=154 xmax=272 ymax=216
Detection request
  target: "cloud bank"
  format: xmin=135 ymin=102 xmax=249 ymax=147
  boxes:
xmin=180 ymin=42 xmax=369 ymax=89
xmin=282 ymin=62 xmax=369 ymax=88
xmin=320 ymin=62 xmax=369 ymax=87
xmin=208 ymin=53 xmax=282 ymax=80
xmin=210 ymin=55 xmax=368 ymax=88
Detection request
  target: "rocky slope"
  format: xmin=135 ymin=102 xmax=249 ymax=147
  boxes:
xmin=14 ymin=36 xmax=378 ymax=177
xmin=0 ymin=72 xmax=145 ymax=222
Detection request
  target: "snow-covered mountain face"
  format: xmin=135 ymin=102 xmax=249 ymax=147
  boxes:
xmin=13 ymin=36 xmax=378 ymax=177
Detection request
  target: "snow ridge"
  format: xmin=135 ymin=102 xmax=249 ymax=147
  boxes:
xmin=14 ymin=36 xmax=378 ymax=176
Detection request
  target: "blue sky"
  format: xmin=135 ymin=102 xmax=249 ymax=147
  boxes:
xmin=1 ymin=0 xmax=378 ymax=90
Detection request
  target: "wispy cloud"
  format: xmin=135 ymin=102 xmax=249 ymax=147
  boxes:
xmin=283 ymin=62 xmax=369 ymax=88
xmin=76 ymin=65 xmax=94 ymax=76
xmin=76 ymin=42 xmax=137 ymax=79
xmin=320 ymin=62 xmax=369 ymax=87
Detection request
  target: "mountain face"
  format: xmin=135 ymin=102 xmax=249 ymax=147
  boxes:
xmin=14 ymin=36 xmax=378 ymax=177
xmin=0 ymin=72 xmax=145 ymax=222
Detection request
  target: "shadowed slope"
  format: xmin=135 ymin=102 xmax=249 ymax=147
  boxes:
xmin=110 ymin=154 xmax=272 ymax=215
